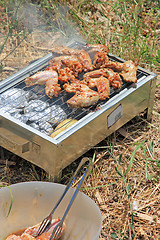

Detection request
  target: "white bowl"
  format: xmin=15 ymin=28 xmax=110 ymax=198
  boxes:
xmin=0 ymin=182 xmax=102 ymax=240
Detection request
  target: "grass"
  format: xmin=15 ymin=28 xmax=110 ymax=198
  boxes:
xmin=0 ymin=0 xmax=160 ymax=239
xmin=69 ymin=0 xmax=160 ymax=68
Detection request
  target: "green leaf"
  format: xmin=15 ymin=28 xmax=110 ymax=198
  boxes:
xmin=0 ymin=63 xmax=3 ymax=73
xmin=147 ymin=174 xmax=154 ymax=180
xmin=109 ymin=142 xmax=115 ymax=153
xmin=7 ymin=186 xmax=13 ymax=217
xmin=115 ymin=166 xmax=123 ymax=177
xmin=126 ymin=184 xmax=131 ymax=193
xmin=124 ymin=141 xmax=145 ymax=176
xmin=99 ymin=10 xmax=110 ymax=20
xmin=111 ymin=232 xmax=118 ymax=238
xmin=118 ymin=153 xmax=122 ymax=165
xmin=157 ymin=160 xmax=160 ymax=168
xmin=156 ymin=49 xmax=160 ymax=63
xmin=148 ymin=141 xmax=154 ymax=154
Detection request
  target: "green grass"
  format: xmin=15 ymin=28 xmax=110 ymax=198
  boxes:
xmin=69 ymin=0 xmax=160 ymax=68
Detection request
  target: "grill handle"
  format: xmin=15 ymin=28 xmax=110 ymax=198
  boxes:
xmin=0 ymin=127 xmax=30 ymax=155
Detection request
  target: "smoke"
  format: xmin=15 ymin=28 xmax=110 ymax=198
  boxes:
xmin=17 ymin=2 xmax=86 ymax=49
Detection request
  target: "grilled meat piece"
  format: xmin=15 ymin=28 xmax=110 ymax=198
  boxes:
xmin=82 ymin=76 xmax=110 ymax=100
xmin=45 ymin=78 xmax=61 ymax=98
xmin=58 ymin=67 xmax=76 ymax=83
xmin=86 ymin=44 xmax=109 ymax=53
xmin=86 ymin=44 xmax=109 ymax=68
xmin=25 ymin=71 xmax=58 ymax=87
xmin=120 ymin=59 xmax=138 ymax=83
xmin=83 ymin=68 xmax=122 ymax=89
xmin=96 ymin=76 xmax=110 ymax=100
xmin=105 ymin=68 xmax=123 ymax=89
xmin=51 ymin=47 xmax=93 ymax=72
xmin=46 ymin=57 xmax=63 ymax=72
xmin=61 ymin=57 xmax=83 ymax=77
xmin=47 ymin=55 xmax=83 ymax=77
xmin=83 ymin=69 xmax=107 ymax=79
xmin=102 ymin=59 xmax=138 ymax=83
xmin=64 ymin=82 xmax=99 ymax=108
xmin=75 ymin=49 xmax=93 ymax=72
xmin=102 ymin=60 xmax=123 ymax=71
xmin=63 ymin=80 xmax=81 ymax=93
xmin=51 ymin=46 xmax=78 ymax=55
xmin=67 ymin=90 xmax=99 ymax=108
xmin=6 ymin=236 xmax=21 ymax=240
xmin=6 ymin=219 xmax=65 ymax=240
xmin=46 ymin=61 xmax=62 ymax=72
xmin=25 ymin=70 xmax=61 ymax=98
xmin=93 ymin=52 xmax=109 ymax=69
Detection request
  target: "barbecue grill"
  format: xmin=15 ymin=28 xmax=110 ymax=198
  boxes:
xmin=0 ymin=41 xmax=157 ymax=179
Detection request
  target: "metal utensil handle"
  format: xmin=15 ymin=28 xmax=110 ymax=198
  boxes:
xmin=50 ymin=157 xmax=89 ymax=216
xmin=61 ymin=158 xmax=92 ymax=222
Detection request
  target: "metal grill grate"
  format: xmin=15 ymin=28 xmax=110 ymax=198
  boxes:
xmin=0 ymin=43 xmax=150 ymax=137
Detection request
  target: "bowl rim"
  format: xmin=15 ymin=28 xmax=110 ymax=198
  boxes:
xmin=0 ymin=181 xmax=102 ymax=240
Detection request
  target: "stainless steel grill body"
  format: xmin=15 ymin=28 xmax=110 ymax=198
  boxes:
xmin=0 ymin=43 xmax=156 ymax=179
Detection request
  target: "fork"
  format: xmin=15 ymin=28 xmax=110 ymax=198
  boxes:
xmin=33 ymin=157 xmax=92 ymax=237
xmin=49 ymin=157 xmax=93 ymax=240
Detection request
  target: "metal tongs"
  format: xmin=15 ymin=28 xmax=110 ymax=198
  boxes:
xmin=33 ymin=157 xmax=93 ymax=240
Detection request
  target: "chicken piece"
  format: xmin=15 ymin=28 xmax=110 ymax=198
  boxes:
xmin=51 ymin=47 xmax=93 ymax=72
xmin=120 ymin=59 xmax=138 ymax=83
xmin=83 ymin=68 xmax=122 ymax=89
xmin=66 ymin=83 xmax=99 ymax=108
xmin=61 ymin=57 xmax=83 ymax=76
xmin=96 ymin=77 xmax=110 ymax=100
xmin=102 ymin=60 xmax=123 ymax=71
xmin=58 ymin=67 xmax=76 ymax=83
xmin=74 ymin=49 xmax=93 ymax=72
xmin=24 ymin=219 xmax=65 ymax=240
xmin=21 ymin=234 xmax=35 ymax=240
xmin=102 ymin=59 xmax=138 ymax=83
xmin=46 ymin=59 xmax=62 ymax=72
xmin=51 ymin=46 xmax=78 ymax=55
xmin=6 ymin=235 xmax=21 ymax=240
xmin=45 ymin=78 xmax=61 ymax=98
xmin=63 ymin=80 xmax=81 ymax=93
xmin=25 ymin=70 xmax=61 ymax=98
xmin=105 ymin=68 xmax=123 ymax=89
xmin=83 ymin=69 xmax=107 ymax=79
xmin=92 ymin=52 xmax=109 ymax=69
xmin=6 ymin=219 xmax=65 ymax=240
xmin=86 ymin=44 xmax=109 ymax=68
xmin=86 ymin=44 xmax=109 ymax=53
xmin=47 ymin=55 xmax=82 ymax=77
xmin=25 ymin=71 xmax=58 ymax=87
xmin=82 ymin=76 xmax=110 ymax=100
xmin=46 ymin=62 xmax=61 ymax=72
xmin=47 ymin=58 xmax=76 ymax=82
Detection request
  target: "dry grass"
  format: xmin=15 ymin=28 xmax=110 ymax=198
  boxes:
xmin=0 ymin=0 xmax=160 ymax=239
xmin=83 ymin=112 xmax=160 ymax=239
